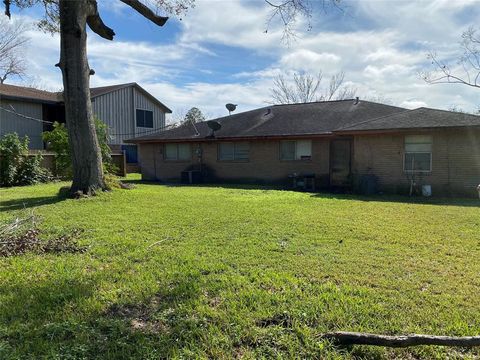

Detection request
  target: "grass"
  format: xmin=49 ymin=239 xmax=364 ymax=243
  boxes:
xmin=1 ymin=175 xmax=479 ymax=359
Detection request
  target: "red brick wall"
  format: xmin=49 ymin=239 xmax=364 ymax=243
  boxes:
xmin=137 ymin=129 xmax=480 ymax=197
xmin=352 ymin=129 xmax=480 ymax=197
xmin=138 ymin=139 xmax=330 ymax=186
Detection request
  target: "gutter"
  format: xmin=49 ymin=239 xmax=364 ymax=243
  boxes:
xmin=0 ymin=94 xmax=61 ymax=105
xmin=125 ymin=132 xmax=334 ymax=144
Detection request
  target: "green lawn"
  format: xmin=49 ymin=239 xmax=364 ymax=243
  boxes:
xmin=1 ymin=177 xmax=480 ymax=359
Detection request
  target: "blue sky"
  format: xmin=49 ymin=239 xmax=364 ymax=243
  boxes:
xmin=7 ymin=0 xmax=480 ymax=120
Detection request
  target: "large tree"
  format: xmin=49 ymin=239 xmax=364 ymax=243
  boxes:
xmin=270 ymin=71 xmax=356 ymax=104
xmin=0 ymin=17 xmax=28 ymax=84
xmin=4 ymin=0 xmax=333 ymax=196
xmin=184 ymin=107 xmax=206 ymax=123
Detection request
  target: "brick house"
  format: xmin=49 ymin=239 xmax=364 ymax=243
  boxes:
xmin=127 ymin=99 xmax=480 ymax=197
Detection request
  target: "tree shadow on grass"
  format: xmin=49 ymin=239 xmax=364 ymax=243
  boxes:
xmin=0 ymin=270 xmax=206 ymax=358
xmin=308 ymin=191 xmax=480 ymax=208
xmin=146 ymin=181 xmax=480 ymax=207
xmin=0 ymin=275 xmax=95 ymax=326
xmin=0 ymin=187 xmax=69 ymax=212
xmin=94 ymin=272 xmax=205 ymax=358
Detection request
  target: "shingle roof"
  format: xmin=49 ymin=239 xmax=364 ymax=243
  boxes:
xmin=0 ymin=83 xmax=60 ymax=103
xmin=336 ymin=107 xmax=480 ymax=132
xmin=127 ymin=100 xmax=407 ymax=143
xmin=0 ymin=82 xmax=172 ymax=113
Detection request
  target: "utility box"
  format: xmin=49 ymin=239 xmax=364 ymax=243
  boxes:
xmin=181 ymin=170 xmax=202 ymax=184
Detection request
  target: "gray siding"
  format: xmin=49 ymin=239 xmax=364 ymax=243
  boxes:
xmin=92 ymin=85 xmax=166 ymax=146
xmin=91 ymin=86 xmax=134 ymax=146
xmin=133 ymin=87 xmax=166 ymax=137
xmin=0 ymin=99 xmax=44 ymax=149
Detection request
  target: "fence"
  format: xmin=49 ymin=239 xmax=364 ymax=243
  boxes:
xmin=6 ymin=151 xmax=128 ymax=178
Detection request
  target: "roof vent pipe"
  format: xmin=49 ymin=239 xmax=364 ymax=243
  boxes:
xmin=354 ymin=97 xmax=359 ymax=105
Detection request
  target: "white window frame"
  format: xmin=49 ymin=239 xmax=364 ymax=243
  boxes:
xmin=279 ymin=140 xmax=312 ymax=161
xmin=403 ymin=135 xmax=432 ymax=173
xmin=164 ymin=143 xmax=191 ymax=161
xmin=403 ymin=152 xmax=432 ymax=173
xmin=217 ymin=142 xmax=250 ymax=161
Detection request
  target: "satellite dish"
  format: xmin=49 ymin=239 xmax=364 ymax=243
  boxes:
xmin=226 ymin=103 xmax=237 ymax=115
xmin=206 ymin=120 xmax=221 ymax=138
xmin=207 ymin=120 xmax=222 ymax=131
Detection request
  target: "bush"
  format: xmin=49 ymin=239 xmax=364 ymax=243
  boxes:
xmin=43 ymin=118 xmax=116 ymax=177
xmin=0 ymin=133 xmax=51 ymax=187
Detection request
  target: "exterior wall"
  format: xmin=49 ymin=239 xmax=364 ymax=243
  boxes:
xmin=133 ymin=87 xmax=166 ymax=138
xmin=92 ymin=86 xmax=134 ymax=146
xmin=91 ymin=86 xmax=166 ymax=146
xmin=138 ymin=138 xmax=330 ymax=187
xmin=352 ymin=129 xmax=480 ymax=197
xmin=0 ymin=99 xmax=44 ymax=149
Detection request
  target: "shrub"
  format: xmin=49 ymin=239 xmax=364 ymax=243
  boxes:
xmin=42 ymin=121 xmax=71 ymax=177
xmin=43 ymin=118 xmax=116 ymax=177
xmin=0 ymin=133 xmax=51 ymax=187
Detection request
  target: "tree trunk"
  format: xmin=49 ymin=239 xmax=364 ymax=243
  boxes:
xmin=58 ymin=0 xmax=105 ymax=196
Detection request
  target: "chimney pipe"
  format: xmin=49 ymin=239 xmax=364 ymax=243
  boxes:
xmin=354 ymin=97 xmax=359 ymax=105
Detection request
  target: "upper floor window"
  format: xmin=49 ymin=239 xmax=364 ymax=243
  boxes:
xmin=165 ymin=143 xmax=191 ymax=161
xmin=280 ymin=140 xmax=312 ymax=160
xmin=404 ymin=135 xmax=432 ymax=172
xmin=218 ymin=142 xmax=250 ymax=161
xmin=136 ymin=109 xmax=153 ymax=128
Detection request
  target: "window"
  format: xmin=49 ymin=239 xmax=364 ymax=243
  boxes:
xmin=404 ymin=135 xmax=432 ymax=172
xmin=218 ymin=142 xmax=249 ymax=161
xmin=136 ymin=109 xmax=154 ymax=128
xmin=280 ymin=140 xmax=312 ymax=160
xmin=165 ymin=143 xmax=191 ymax=161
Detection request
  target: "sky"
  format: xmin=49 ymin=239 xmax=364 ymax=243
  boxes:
xmin=6 ymin=0 xmax=480 ymax=120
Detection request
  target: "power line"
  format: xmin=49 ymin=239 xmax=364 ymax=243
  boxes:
xmin=108 ymin=124 xmax=178 ymax=137
xmin=0 ymin=105 xmax=182 ymax=138
xmin=0 ymin=105 xmax=54 ymax=124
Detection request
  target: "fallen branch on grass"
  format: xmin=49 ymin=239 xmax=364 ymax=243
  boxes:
xmin=323 ymin=331 xmax=480 ymax=348
xmin=0 ymin=212 xmax=87 ymax=257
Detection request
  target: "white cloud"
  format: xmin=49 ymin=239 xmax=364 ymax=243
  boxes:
xmin=7 ymin=0 xmax=480 ymax=120
xmin=401 ymin=100 xmax=428 ymax=109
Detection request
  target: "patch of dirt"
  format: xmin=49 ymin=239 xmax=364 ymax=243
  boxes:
xmin=256 ymin=312 xmax=293 ymax=328
xmin=106 ymin=297 xmax=170 ymax=334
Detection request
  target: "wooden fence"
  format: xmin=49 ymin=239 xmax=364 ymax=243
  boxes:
xmin=3 ymin=151 xmax=128 ymax=177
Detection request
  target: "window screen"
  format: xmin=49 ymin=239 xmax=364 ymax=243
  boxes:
xmin=177 ymin=144 xmax=191 ymax=160
xmin=165 ymin=143 xmax=178 ymax=160
xmin=165 ymin=143 xmax=191 ymax=161
xmin=218 ymin=142 xmax=249 ymax=161
xmin=280 ymin=141 xmax=295 ymax=160
xmin=234 ymin=142 xmax=249 ymax=160
xmin=405 ymin=153 xmax=431 ymax=171
xmin=280 ymin=140 xmax=312 ymax=160
xmin=404 ymin=135 xmax=432 ymax=171
xmin=296 ymin=140 xmax=312 ymax=160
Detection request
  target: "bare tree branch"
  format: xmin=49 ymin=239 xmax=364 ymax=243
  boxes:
xmin=265 ymin=0 xmax=343 ymax=43
xmin=0 ymin=17 xmax=29 ymax=83
xmin=270 ymin=71 xmax=356 ymax=104
xmin=422 ymin=26 xmax=480 ymax=90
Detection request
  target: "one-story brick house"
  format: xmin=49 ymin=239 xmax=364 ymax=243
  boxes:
xmin=127 ymin=99 xmax=480 ymax=197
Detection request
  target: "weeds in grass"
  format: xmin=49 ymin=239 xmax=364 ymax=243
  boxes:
xmin=0 ymin=212 xmax=87 ymax=257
